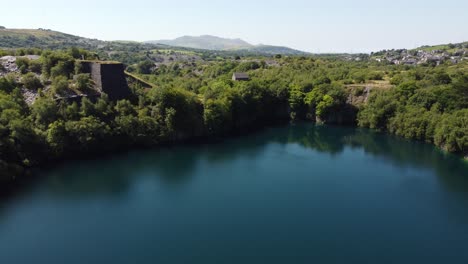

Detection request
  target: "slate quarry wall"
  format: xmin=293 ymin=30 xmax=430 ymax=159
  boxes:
xmin=79 ymin=61 xmax=131 ymax=100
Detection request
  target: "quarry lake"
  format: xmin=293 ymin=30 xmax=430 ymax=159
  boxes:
xmin=1 ymin=124 xmax=468 ymax=264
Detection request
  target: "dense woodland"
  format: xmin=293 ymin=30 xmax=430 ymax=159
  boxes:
xmin=0 ymin=46 xmax=467 ymax=183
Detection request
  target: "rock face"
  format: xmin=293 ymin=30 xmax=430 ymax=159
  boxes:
xmin=21 ymin=88 xmax=39 ymax=105
xmin=79 ymin=61 xmax=131 ymax=100
xmin=313 ymin=104 xmax=358 ymax=126
xmin=0 ymin=56 xmax=18 ymax=76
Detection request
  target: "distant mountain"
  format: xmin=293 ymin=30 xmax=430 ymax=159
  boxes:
xmin=248 ymin=45 xmax=307 ymax=55
xmin=147 ymin=35 xmax=253 ymax=50
xmin=0 ymin=28 xmax=307 ymax=55
xmin=146 ymin=35 xmax=308 ymax=55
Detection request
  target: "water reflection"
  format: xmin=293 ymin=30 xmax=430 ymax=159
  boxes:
xmin=343 ymin=128 xmax=468 ymax=192
xmin=1 ymin=123 xmax=468 ymax=264
xmin=9 ymin=123 xmax=468 ymax=200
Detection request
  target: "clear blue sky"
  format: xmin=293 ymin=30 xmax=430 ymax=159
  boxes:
xmin=1 ymin=0 xmax=467 ymax=53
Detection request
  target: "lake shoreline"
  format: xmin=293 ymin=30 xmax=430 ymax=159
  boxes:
xmin=1 ymin=119 xmax=293 ymax=194
xmin=1 ymin=122 xmax=468 ymax=264
xmin=1 ymin=119 xmax=466 ymax=196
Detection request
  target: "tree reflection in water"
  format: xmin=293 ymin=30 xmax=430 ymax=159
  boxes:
xmin=16 ymin=123 xmax=468 ymax=199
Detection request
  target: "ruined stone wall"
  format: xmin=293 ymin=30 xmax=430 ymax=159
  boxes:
xmin=79 ymin=61 xmax=131 ymax=100
xmin=90 ymin=63 xmax=103 ymax=92
xmin=99 ymin=63 xmax=131 ymax=100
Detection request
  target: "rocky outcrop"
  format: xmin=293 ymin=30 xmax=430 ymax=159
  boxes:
xmin=0 ymin=56 xmax=18 ymax=76
xmin=315 ymin=104 xmax=358 ymax=126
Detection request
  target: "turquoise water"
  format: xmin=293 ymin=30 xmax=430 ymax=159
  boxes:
xmin=1 ymin=124 xmax=468 ymax=264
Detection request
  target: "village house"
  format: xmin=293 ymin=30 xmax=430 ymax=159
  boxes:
xmin=232 ymin=72 xmax=250 ymax=81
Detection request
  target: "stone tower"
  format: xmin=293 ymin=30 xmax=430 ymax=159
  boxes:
xmin=79 ymin=61 xmax=131 ymax=100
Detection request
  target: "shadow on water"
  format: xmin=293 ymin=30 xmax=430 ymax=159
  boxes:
xmin=2 ymin=123 xmax=468 ymax=203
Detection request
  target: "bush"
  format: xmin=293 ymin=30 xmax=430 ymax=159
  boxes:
xmin=41 ymin=51 xmax=75 ymax=78
xmin=434 ymin=109 xmax=468 ymax=153
xmin=352 ymin=71 xmax=367 ymax=83
xmin=0 ymin=77 xmax=16 ymax=93
xmin=431 ymin=71 xmax=451 ymax=85
xmin=388 ymin=107 xmax=439 ymax=141
xmin=136 ymin=60 xmax=154 ymax=74
xmin=51 ymin=61 xmax=74 ymax=78
xmin=368 ymin=71 xmax=384 ymax=80
xmin=29 ymin=60 xmax=42 ymax=73
xmin=74 ymin=74 xmax=92 ymax=92
xmin=358 ymin=91 xmax=399 ymax=130
xmin=74 ymin=61 xmax=83 ymax=74
xmin=51 ymin=76 xmax=69 ymax=95
xmin=21 ymin=73 xmax=42 ymax=90
xmin=16 ymin=58 xmax=30 ymax=74
xmin=236 ymin=61 xmax=261 ymax=72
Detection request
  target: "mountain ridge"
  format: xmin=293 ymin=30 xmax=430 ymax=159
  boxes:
xmin=0 ymin=28 xmax=307 ymax=55
xmin=146 ymin=35 xmax=253 ymax=50
xmin=1 ymin=27 xmax=465 ymax=56
xmin=145 ymin=35 xmax=308 ymax=55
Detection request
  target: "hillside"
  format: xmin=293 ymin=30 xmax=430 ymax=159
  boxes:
xmin=414 ymin=42 xmax=468 ymax=52
xmin=0 ymin=28 xmax=308 ymax=57
xmin=0 ymin=28 xmax=104 ymax=49
xmin=371 ymin=41 xmax=467 ymax=66
xmin=146 ymin=35 xmax=308 ymax=55
xmin=247 ymin=45 xmax=308 ymax=55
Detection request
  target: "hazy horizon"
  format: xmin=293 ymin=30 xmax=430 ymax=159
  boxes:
xmin=2 ymin=0 xmax=467 ymax=53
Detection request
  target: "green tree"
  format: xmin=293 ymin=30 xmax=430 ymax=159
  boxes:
xmin=80 ymin=97 xmax=96 ymax=116
xmin=0 ymin=77 xmax=15 ymax=93
xmin=358 ymin=91 xmax=399 ymax=130
xmin=74 ymin=73 xmax=93 ymax=92
xmin=316 ymin=94 xmax=335 ymax=120
xmin=203 ymin=97 xmax=232 ymax=134
xmin=434 ymin=109 xmax=468 ymax=153
xmin=136 ymin=60 xmax=154 ymax=74
xmin=46 ymin=120 xmax=67 ymax=155
xmin=65 ymin=116 xmax=111 ymax=150
xmin=51 ymin=61 xmax=74 ymax=78
xmin=51 ymin=76 xmax=69 ymax=95
xmin=30 ymin=96 xmax=58 ymax=129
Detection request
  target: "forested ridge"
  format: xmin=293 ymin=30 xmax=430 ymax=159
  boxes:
xmin=0 ymin=46 xmax=467 ymax=183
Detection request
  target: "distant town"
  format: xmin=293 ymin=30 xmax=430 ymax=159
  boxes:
xmin=371 ymin=43 xmax=468 ymax=66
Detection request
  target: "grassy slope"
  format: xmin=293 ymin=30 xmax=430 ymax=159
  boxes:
xmin=0 ymin=28 xmax=102 ymax=49
xmin=413 ymin=42 xmax=467 ymax=53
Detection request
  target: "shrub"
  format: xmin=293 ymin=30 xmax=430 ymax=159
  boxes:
xmin=74 ymin=73 xmax=92 ymax=92
xmin=0 ymin=77 xmax=15 ymax=93
xmin=51 ymin=76 xmax=69 ymax=95
xmin=21 ymin=73 xmax=42 ymax=90
xmin=434 ymin=109 xmax=468 ymax=153
xmin=136 ymin=60 xmax=154 ymax=74
xmin=16 ymin=58 xmax=30 ymax=74
xmin=368 ymin=71 xmax=384 ymax=80
xmin=74 ymin=61 xmax=83 ymax=74
xmin=352 ymin=71 xmax=367 ymax=83
xmin=29 ymin=60 xmax=42 ymax=73
xmin=51 ymin=61 xmax=74 ymax=78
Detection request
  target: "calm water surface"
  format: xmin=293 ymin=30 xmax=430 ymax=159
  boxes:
xmin=1 ymin=124 xmax=468 ymax=264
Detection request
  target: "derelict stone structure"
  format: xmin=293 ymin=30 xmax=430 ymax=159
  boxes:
xmin=79 ymin=61 xmax=131 ymax=100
